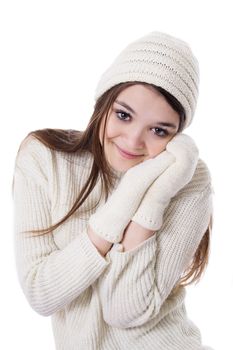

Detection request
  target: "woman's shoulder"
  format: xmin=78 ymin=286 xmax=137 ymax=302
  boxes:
xmin=13 ymin=135 xmax=54 ymax=185
xmin=16 ymin=134 xmax=53 ymax=162
xmin=16 ymin=134 xmax=93 ymax=163
xmin=14 ymin=135 xmax=94 ymax=183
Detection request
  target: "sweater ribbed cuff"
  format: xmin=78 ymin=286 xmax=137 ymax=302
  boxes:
xmin=78 ymin=228 xmax=111 ymax=265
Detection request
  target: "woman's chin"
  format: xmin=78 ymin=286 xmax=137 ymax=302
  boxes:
xmin=105 ymin=143 xmax=146 ymax=172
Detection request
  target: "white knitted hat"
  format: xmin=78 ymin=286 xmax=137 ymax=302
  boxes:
xmin=94 ymin=31 xmax=200 ymax=129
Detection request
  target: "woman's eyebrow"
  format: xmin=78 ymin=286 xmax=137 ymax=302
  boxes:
xmin=115 ymin=100 xmax=136 ymax=114
xmin=115 ymin=100 xmax=177 ymax=129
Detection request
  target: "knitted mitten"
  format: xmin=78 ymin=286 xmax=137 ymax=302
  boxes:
xmin=88 ymin=150 xmax=175 ymax=243
xmin=132 ymin=133 xmax=199 ymax=230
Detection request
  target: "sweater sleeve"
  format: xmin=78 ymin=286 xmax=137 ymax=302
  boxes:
xmin=96 ymin=164 xmax=214 ymax=328
xmin=12 ymin=136 xmax=110 ymax=317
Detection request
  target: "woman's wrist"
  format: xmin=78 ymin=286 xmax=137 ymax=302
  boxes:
xmin=87 ymin=225 xmax=113 ymax=257
xmin=120 ymin=221 xmax=155 ymax=252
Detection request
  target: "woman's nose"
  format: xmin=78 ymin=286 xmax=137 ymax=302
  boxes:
xmin=126 ymin=128 xmax=145 ymax=148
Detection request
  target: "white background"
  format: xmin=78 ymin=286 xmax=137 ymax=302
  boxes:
xmin=1 ymin=0 xmax=232 ymax=349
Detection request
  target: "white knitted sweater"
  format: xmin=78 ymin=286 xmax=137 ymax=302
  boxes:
xmin=12 ymin=136 xmax=214 ymax=350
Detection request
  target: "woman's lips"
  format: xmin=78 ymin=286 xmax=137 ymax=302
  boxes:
xmin=115 ymin=144 xmax=143 ymax=159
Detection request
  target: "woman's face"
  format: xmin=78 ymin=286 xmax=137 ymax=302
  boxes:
xmin=99 ymin=84 xmax=180 ymax=173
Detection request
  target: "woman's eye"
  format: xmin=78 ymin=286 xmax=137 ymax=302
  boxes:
xmin=152 ymin=127 xmax=169 ymax=137
xmin=115 ymin=109 xmax=169 ymax=138
xmin=115 ymin=110 xmax=131 ymax=121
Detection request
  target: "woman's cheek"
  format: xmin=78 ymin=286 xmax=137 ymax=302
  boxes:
xmin=145 ymin=140 xmax=171 ymax=160
xmin=105 ymin=117 xmax=120 ymax=139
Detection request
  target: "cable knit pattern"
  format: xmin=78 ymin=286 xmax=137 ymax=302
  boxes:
xmin=12 ymin=136 xmax=214 ymax=350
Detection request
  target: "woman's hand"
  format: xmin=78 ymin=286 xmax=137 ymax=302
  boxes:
xmin=164 ymin=132 xmax=199 ymax=191
xmin=131 ymin=133 xmax=199 ymax=231
xmin=89 ymin=148 xmax=175 ymax=243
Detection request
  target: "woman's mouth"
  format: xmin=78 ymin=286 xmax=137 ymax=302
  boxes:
xmin=115 ymin=144 xmax=143 ymax=159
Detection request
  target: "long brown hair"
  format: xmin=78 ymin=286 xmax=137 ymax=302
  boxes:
xmin=15 ymin=81 xmax=213 ymax=292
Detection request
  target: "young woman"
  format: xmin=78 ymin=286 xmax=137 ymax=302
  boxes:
xmin=12 ymin=31 xmax=214 ymax=349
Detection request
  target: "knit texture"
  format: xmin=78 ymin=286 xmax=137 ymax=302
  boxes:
xmin=12 ymin=136 xmax=214 ymax=350
xmin=94 ymin=31 xmax=199 ymax=129
xmin=89 ymin=150 xmax=175 ymax=243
